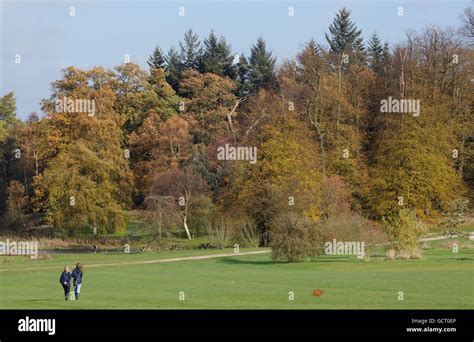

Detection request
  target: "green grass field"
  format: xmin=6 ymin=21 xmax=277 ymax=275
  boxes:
xmin=1 ymin=245 xmax=473 ymax=309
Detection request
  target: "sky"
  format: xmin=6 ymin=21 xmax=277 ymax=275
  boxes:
xmin=0 ymin=0 xmax=470 ymax=120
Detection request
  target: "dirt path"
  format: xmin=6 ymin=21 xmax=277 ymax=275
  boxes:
xmin=418 ymin=235 xmax=461 ymax=242
xmin=0 ymin=249 xmax=271 ymax=273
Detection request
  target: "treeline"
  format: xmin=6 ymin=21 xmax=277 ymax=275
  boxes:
xmin=1 ymin=8 xmax=472 ymax=259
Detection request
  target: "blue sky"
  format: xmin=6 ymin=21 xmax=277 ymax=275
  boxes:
xmin=0 ymin=0 xmax=470 ymax=120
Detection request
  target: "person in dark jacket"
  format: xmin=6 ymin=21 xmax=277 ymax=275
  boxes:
xmin=59 ymin=267 xmax=71 ymax=300
xmin=71 ymin=263 xmax=84 ymax=300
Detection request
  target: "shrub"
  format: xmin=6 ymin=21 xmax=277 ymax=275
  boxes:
xmin=206 ymin=216 xmax=235 ymax=248
xmin=439 ymin=198 xmax=470 ymax=236
xmin=270 ymin=213 xmax=323 ymax=262
xmin=204 ymin=214 xmax=260 ymax=248
xmin=385 ymin=249 xmax=396 ymax=260
xmin=188 ymin=195 xmax=215 ymax=237
xmin=384 ymin=209 xmax=427 ymax=252
xmin=238 ymin=219 xmax=260 ymax=248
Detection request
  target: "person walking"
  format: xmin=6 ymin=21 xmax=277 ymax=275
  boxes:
xmin=59 ymin=267 xmax=71 ymax=300
xmin=71 ymin=263 xmax=84 ymax=300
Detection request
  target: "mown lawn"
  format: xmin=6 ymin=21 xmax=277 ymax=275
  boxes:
xmin=0 ymin=247 xmax=472 ymax=309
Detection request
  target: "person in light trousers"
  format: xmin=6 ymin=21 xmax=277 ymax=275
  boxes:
xmin=71 ymin=262 xmax=84 ymax=300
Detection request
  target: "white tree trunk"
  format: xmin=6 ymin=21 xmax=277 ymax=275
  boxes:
xmin=183 ymin=215 xmax=192 ymax=240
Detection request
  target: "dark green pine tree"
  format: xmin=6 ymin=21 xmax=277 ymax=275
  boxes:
xmin=200 ymin=31 xmax=236 ymax=79
xmin=325 ymin=7 xmax=364 ymax=55
xmin=353 ymin=35 xmax=366 ymax=65
xmin=381 ymin=42 xmax=391 ymax=70
xmin=179 ymin=29 xmax=202 ymax=70
xmin=235 ymin=54 xmax=251 ymax=97
xmin=166 ymin=47 xmax=183 ymax=92
xmin=147 ymin=46 xmax=166 ymax=70
xmin=248 ymin=37 xmax=277 ymax=90
xmin=306 ymin=38 xmax=324 ymax=57
xmin=218 ymin=38 xmax=237 ymax=80
xmin=380 ymin=42 xmax=392 ymax=89
xmin=367 ymin=33 xmax=383 ymax=73
xmin=200 ymin=30 xmax=219 ymax=73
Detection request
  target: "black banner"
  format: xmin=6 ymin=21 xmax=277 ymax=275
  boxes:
xmin=0 ymin=310 xmax=472 ymax=338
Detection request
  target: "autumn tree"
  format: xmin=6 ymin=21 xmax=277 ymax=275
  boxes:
xmin=3 ymin=119 xmax=40 ymax=213
xmin=149 ymin=165 xmax=209 ymax=240
xmin=460 ymin=5 xmax=474 ymax=45
xmin=222 ymin=91 xmax=322 ymax=244
xmin=38 ymin=141 xmax=131 ymax=233
xmin=142 ymin=194 xmax=181 ymax=243
xmin=0 ymin=92 xmax=18 ymax=126
xmin=179 ymin=69 xmax=238 ymax=144
xmin=5 ymin=181 xmax=29 ymax=231
xmin=129 ymin=114 xmax=192 ymax=195
xmin=367 ymin=27 xmax=471 ymax=219
xmin=34 ymin=66 xmax=133 ymax=233
xmin=114 ymin=63 xmax=178 ymax=136
xmin=0 ymin=92 xmax=18 ymax=218
xmin=279 ymin=40 xmax=368 ymax=206
xmin=367 ymin=123 xmax=462 ymax=218
xmin=0 ymin=106 xmax=39 ymax=230
xmin=149 ymin=68 xmax=180 ymax=117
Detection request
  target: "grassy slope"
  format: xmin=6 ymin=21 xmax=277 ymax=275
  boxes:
xmin=0 ymin=247 xmax=472 ymax=309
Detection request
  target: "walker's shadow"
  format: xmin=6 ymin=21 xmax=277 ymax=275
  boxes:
xmin=218 ymin=258 xmax=280 ymax=266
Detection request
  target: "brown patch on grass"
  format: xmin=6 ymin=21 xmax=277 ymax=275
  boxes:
xmin=312 ymin=289 xmax=324 ymax=297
